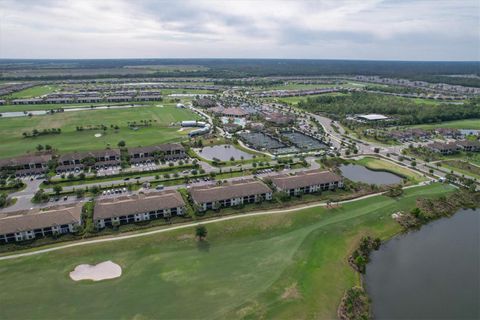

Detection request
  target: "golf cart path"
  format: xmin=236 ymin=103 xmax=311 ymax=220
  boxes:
xmin=0 ymin=182 xmax=430 ymax=261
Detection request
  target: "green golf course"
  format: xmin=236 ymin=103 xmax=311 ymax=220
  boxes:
xmin=0 ymin=105 xmax=200 ymax=158
xmin=0 ymin=183 xmax=455 ymax=319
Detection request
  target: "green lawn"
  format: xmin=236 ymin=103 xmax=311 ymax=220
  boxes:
xmin=440 ymin=160 xmax=480 ymax=179
xmin=355 ymin=156 xmax=426 ymax=183
xmin=407 ymin=119 xmax=480 ymax=130
xmin=0 ymin=105 xmax=200 ymax=158
xmin=0 ymin=183 xmax=454 ymax=319
xmin=0 ymin=100 xmax=166 ymax=113
xmin=266 ymin=93 xmax=348 ymax=106
xmin=8 ymin=85 xmax=60 ymax=99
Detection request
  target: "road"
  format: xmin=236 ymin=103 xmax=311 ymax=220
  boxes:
xmin=0 ymin=157 xmax=321 ymax=213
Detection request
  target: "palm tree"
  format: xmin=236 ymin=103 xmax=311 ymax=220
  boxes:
xmin=195 ymin=225 xmax=208 ymax=240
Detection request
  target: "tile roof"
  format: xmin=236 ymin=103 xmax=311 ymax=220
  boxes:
xmin=269 ymin=170 xmax=342 ymax=190
xmin=0 ymin=203 xmax=83 ymax=235
xmin=94 ymin=190 xmax=185 ymax=219
xmin=190 ymin=179 xmax=271 ymax=203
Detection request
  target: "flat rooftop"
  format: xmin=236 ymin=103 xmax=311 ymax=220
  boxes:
xmin=356 ymin=114 xmax=389 ymax=121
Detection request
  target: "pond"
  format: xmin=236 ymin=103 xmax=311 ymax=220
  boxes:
xmin=194 ymin=144 xmax=254 ymax=161
xmin=339 ymin=164 xmax=403 ymax=185
xmin=365 ymin=209 xmax=479 ymax=319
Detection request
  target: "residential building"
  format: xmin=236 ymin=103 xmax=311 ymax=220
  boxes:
xmin=269 ymin=170 xmax=343 ymax=196
xmin=128 ymin=143 xmax=186 ymax=164
xmin=135 ymin=95 xmax=162 ymax=101
xmin=190 ymin=179 xmax=272 ymax=212
xmin=456 ymin=140 xmax=480 ymax=152
xmin=427 ymin=142 xmax=460 ymax=155
xmin=106 ymin=96 xmax=132 ymax=102
xmin=222 ymin=107 xmax=249 ymax=118
xmin=0 ymin=203 xmax=83 ymax=244
xmin=56 ymin=149 xmax=120 ymax=172
xmin=11 ymin=98 xmax=44 ymax=105
xmin=93 ymin=190 xmax=186 ymax=229
xmin=264 ymin=112 xmax=295 ymax=125
xmin=0 ymin=154 xmax=52 ymax=176
xmin=435 ymin=128 xmax=461 ymax=139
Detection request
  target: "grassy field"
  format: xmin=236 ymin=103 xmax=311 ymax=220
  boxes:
xmin=441 ymin=160 xmax=480 ymax=179
xmin=267 ymin=93 xmax=348 ymax=106
xmin=0 ymin=100 xmax=165 ymax=113
xmin=407 ymin=119 xmax=480 ymax=130
xmin=0 ymin=183 xmax=454 ymax=319
xmin=355 ymin=156 xmax=426 ymax=183
xmin=8 ymin=85 xmax=60 ymax=99
xmin=0 ymin=105 xmax=200 ymax=158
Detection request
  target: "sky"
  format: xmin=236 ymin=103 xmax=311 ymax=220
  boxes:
xmin=0 ymin=0 xmax=479 ymax=61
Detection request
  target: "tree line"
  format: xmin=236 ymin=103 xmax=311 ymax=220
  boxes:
xmin=298 ymin=92 xmax=480 ymax=125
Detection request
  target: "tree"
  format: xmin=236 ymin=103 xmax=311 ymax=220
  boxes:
xmin=36 ymin=144 xmax=44 ymax=151
xmin=90 ymin=185 xmax=101 ymax=195
xmin=118 ymin=140 xmax=126 ymax=147
xmin=53 ymin=185 xmax=63 ymax=195
xmin=0 ymin=193 xmax=8 ymax=208
xmin=195 ymin=225 xmax=208 ymax=240
xmin=32 ymin=189 xmax=49 ymax=203
xmin=75 ymin=188 xmax=85 ymax=198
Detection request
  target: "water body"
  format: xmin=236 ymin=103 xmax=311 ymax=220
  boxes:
xmin=194 ymin=144 xmax=253 ymax=161
xmin=339 ymin=164 xmax=403 ymax=185
xmin=366 ymin=209 xmax=480 ymax=319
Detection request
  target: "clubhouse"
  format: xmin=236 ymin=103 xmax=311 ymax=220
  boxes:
xmin=128 ymin=143 xmax=186 ymax=164
xmin=269 ymin=170 xmax=343 ymax=196
xmin=93 ymin=190 xmax=186 ymax=229
xmin=0 ymin=154 xmax=52 ymax=177
xmin=0 ymin=203 xmax=83 ymax=244
xmin=190 ymin=179 xmax=272 ymax=212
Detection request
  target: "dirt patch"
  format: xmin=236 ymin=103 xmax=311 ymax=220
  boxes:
xmin=281 ymin=282 xmax=301 ymax=300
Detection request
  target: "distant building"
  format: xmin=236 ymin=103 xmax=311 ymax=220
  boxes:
xmin=427 ymin=142 xmax=459 ymax=155
xmin=0 ymin=203 xmax=83 ymax=243
xmin=222 ymin=107 xmax=249 ymax=118
xmin=435 ymin=128 xmax=461 ymax=139
xmin=264 ymin=112 xmax=295 ymax=125
xmin=12 ymin=98 xmax=44 ymax=105
xmin=355 ymin=114 xmax=390 ymax=122
xmin=456 ymin=140 xmax=480 ymax=152
xmin=128 ymin=143 xmax=185 ymax=164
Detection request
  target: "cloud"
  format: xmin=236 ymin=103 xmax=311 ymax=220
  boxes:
xmin=0 ymin=0 xmax=478 ymax=60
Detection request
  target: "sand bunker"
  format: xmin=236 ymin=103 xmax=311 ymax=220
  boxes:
xmin=94 ymin=133 xmax=102 ymax=138
xmin=69 ymin=261 xmax=122 ymax=282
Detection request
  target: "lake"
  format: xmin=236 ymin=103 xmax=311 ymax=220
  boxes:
xmin=365 ymin=209 xmax=480 ymax=319
xmin=339 ymin=164 xmax=403 ymax=185
xmin=194 ymin=144 xmax=253 ymax=161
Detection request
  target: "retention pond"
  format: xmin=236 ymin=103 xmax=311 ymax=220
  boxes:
xmin=365 ymin=208 xmax=479 ymax=319
xmin=339 ymin=164 xmax=403 ymax=185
